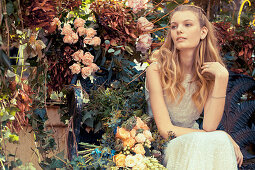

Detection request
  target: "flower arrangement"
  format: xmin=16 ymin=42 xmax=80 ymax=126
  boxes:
xmin=77 ymin=116 xmax=167 ymax=169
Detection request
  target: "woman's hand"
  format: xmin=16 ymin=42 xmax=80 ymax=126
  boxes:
xmin=201 ymin=62 xmax=229 ymax=78
xmin=224 ymin=132 xmax=243 ymax=168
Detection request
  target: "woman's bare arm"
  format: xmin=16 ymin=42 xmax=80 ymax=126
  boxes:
xmin=146 ymin=64 xmax=206 ymax=139
xmin=201 ymin=62 xmax=229 ymax=131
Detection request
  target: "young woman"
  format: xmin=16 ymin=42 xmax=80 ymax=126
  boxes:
xmin=145 ymin=5 xmax=243 ymax=170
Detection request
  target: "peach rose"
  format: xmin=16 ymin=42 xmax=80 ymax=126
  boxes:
xmin=143 ymin=130 xmax=153 ymax=141
xmin=69 ymin=63 xmax=81 ymax=74
xmin=74 ymin=18 xmax=85 ymax=28
xmin=81 ymin=67 xmax=92 ymax=79
xmin=83 ymin=37 xmax=93 ymax=45
xmin=123 ymin=137 xmax=136 ymax=148
xmin=61 ymin=23 xmax=73 ymax=35
xmin=133 ymin=144 xmax=145 ymax=155
xmin=63 ymin=34 xmax=73 ymax=44
xmin=77 ymin=27 xmax=87 ymax=36
xmin=86 ymin=28 xmax=97 ymax=38
xmin=116 ymin=127 xmax=131 ymax=141
xmin=71 ymin=32 xmax=79 ymax=44
xmin=134 ymin=117 xmax=149 ymax=130
xmin=92 ymin=36 xmax=101 ymax=46
xmin=71 ymin=50 xmax=83 ymax=62
xmin=130 ymin=129 xmax=136 ymax=138
xmin=125 ymin=155 xmax=137 ymax=167
xmin=113 ymin=153 xmax=126 ymax=167
xmin=135 ymin=133 xmax=146 ymax=143
xmin=88 ymin=63 xmax=100 ymax=72
xmin=81 ymin=52 xmax=94 ymax=66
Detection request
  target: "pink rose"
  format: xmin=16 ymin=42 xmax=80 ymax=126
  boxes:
xmin=69 ymin=63 xmax=81 ymax=74
xmin=92 ymin=36 xmax=101 ymax=46
xmin=71 ymin=32 xmax=79 ymax=44
xmin=136 ymin=34 xmax=152 ymax=54
xmin=82 ymin=52 xmax=94 ymax=66
xmin=77 ymin=27 xmax=87 ymax=36
xmin=74 ymin=18 xmax=85 ymax=28
xmin=127 ymin=0 xmax=148 ymax=13
xmin=51 ymin=18 xmax=61 ymax=30
xmin=137 ymin=17 xmax=154 ymax=32
xmin=86 ymin=28 xmax=97 ymax=38
xmin=72 ymin=50 xmax=84 ymax=62
xmin=81 ymin=67 xmax=93 ymax=79
xmin=135 ymin=133 xmax=146 ymax=143
xmin=88 ymin=63 xmax=100 ymax=72
xmin=63 ymin=34 xmax=73 ymax=44
xmin=61 ymin=23 xmax=73 ymax=35
xmin=83 ymin=37 xmax=93 ymax=45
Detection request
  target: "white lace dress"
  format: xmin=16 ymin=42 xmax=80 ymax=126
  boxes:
xmin=145 ymin=72 xmax=238 ymax=170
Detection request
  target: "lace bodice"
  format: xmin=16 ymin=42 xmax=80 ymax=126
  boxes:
xmin=145 ymin=72 xmax=201 ymax=129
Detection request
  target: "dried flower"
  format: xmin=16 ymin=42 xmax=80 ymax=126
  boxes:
xmin=74 ymin=18 xmax=86 ymax=28
xmin=81 ymin=67 xmax=93 ymax=79
xmin=69 ymin=63 xmax=81 ymax=74
xmin=113 ymin=153 xmax=126 ymax=167
xmin=127 ymin=0 xmax=148 ymax=13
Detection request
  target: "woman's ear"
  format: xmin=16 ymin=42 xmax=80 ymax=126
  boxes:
xmin=200 ymin=26 xmax=208 ymax=40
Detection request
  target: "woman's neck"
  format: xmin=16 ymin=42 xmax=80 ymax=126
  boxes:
xmin=179 ymin=49 xmax=195 ymax=74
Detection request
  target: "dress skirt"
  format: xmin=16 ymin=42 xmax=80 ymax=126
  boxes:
xmin=164 ymin=131 xmax=238 ymax=170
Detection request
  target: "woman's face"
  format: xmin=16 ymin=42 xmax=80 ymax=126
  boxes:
xmin=170 ymin=10 xmax=207 ymax=51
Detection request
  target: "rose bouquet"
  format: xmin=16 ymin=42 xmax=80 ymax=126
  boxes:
xmin=78 ymin=116 xmax=167 ymax=169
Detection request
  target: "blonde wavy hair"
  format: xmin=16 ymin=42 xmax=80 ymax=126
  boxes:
xmin=151 ymin=5 xmax=225 ymax=112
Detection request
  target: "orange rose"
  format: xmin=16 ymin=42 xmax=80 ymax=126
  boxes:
xmin=134 ymin=117 xmax=149 ymax=130
xmin=113 ymin=153 xmax=126 ymax=167
xmin=130 ymin=129 xmax=136 ymax=138
xmin=133 ymin=144 xmax=145 ymax=155
xmin=123 ymin=138 xmax=136 ymax=148
xmin=116 ymin=127 xmax=131 ymax=141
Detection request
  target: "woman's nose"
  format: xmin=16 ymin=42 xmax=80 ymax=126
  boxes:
xmin=176 ymin=25 xmax=184 ymax=34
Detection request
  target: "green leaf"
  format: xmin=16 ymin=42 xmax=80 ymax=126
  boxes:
xmin=82 ymin=111 xmax=93 ymax=122
xmin=0 ymin=50 xmax=11 ymax=70
xmin=94 ymin=122 xmax=102 ymax=133
xmin=34 ymin=108 xmax=46 ymax=121
xmin=6 ymin=2 xmax=14 ymax=16
xmin=108 ymin=48 xmax=115 ymax=53
xmin=84 ymin=117 xmax=94 ymax=128
xmin=105 ymin=40 xmax=110 ymax=45
xmin=1 ymin=114 xmax=13 ymax=122
xmin=125 ymin=46 xmax=134 ymax=55
xmin=114 ymin=49 xmax=121 ymax=56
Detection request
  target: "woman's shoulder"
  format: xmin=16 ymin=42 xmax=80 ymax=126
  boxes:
xmin=146 ymin=62 xmax=160 ymax=73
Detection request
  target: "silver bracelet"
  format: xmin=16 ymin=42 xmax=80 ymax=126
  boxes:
xmin=211 ymin=95 xmax=226 ymax=99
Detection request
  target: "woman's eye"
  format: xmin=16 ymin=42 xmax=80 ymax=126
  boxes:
xmin=185 ymin=24 xmax=192 ymax=27
xmin=171 ymin=25 xmax=177 ymax=29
